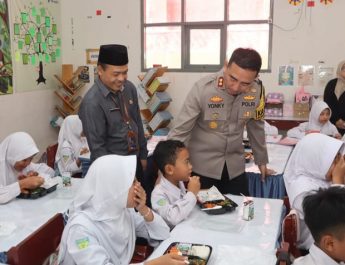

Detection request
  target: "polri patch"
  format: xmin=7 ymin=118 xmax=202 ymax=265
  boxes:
xmin=75 ymin=237 xmax=90 ymax=250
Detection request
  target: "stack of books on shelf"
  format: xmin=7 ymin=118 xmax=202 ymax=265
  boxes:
xmin=148 ymin=111 xmax=173 ymax=133
xmin=147 ymin=92 xmax=171 ymax=114
xmin=147 ymin=76 xmax=170 ymax=96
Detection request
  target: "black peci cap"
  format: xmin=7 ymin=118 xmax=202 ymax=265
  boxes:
xmin=98 ymin=44 xmax=129 ymax=66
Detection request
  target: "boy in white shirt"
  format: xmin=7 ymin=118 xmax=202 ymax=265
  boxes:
xmin=151 ymin=140 xmax=200 ymax=228
xmin=293 ymin=186 xmax=345 ymax=265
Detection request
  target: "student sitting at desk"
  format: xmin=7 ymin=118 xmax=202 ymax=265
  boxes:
xmin=0 ymin=132 xmax=55 ymax=204
xmin=293 ymin=186 xmax=345 ymax=265
xmin=151 ymin=140 xmax=200 ymax=228
xmin=283 ymin=133 xmax=345 ymax=251
xmin=55 ymin=115 xmax=89 ymax=177
xmin=287 ymin=101 xmax=341 ymax=140
xmin=58 ymin=155 xmax=186 ymax=265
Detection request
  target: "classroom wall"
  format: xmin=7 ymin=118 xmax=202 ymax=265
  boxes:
xmin=60 ymin=0 xmax=345 ymax=128
xmin=0 ymin=0 xmax=61 ymax=155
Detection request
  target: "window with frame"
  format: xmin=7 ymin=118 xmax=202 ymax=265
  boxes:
xmin=142 ymin=0 xmax=273 ymax=72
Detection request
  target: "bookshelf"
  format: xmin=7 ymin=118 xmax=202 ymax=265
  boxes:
xmin=137 ymin=66 xmax=172 ymax=135
xmin=54 ymin=66 xmax=87 ymax=117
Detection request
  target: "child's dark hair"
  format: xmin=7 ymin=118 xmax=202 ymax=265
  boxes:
xmin=152 ymin=140 xmax=186 ymax=174
xmin=303 ymin=186 xmax=345 ymax=244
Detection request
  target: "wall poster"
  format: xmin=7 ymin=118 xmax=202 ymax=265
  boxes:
xmin=0 ymin=0 xmax=13 ymax=95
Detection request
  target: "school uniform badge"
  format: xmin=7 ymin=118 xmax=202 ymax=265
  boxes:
xmin=157 ymin=198 xmax=167 ymax=206
xmin=75 ymin=237 xmax=90 ymax=249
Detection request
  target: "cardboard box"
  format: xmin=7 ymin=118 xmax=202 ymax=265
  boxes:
xmin=293 ymin=103 xmax=310 ymax=118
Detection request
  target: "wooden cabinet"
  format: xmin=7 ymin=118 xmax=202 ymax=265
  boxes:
xmin=54 ymin=66 xmax=86 ymax=117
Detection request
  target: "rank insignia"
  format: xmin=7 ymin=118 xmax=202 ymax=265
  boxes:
xmin=210 ymin=95 xmax=224 ymax=103
xmin=76 ymin=237 xmax=90 ymax=250
xmin=217 ymin=77 xmax=224 ymax=88
xmin=209 ymin=121 xmax=218 ymax=129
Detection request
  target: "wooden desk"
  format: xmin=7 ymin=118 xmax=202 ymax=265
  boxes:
xmin=266 ymin=116 xmax=308 ymax=130
xmin=0 ymin=178 xmax=82 ymax=252
xmin=148 ymin=196 xmax=284 ymax=265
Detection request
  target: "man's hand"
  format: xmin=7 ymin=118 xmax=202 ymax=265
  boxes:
xmin=19 ymin=176 xmax=44 ymax=193
xmin=258 ymin=165 xmax=276 ymax=182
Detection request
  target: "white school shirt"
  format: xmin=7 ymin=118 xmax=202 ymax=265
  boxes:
xmin=58 ymin=210 xmax=169 ymax=265
xmin=293 ymin=244 xmax=345 ymax=265
xmin=56 ymin=140 xmax=81 ymax=175
xmin=287 ymin=101 xmax=339 ymax=139
xmin=151 ymin=176 xmax=197 ymax=228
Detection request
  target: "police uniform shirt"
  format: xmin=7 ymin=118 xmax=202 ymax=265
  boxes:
xmin=78 ymin=78 xmax=148 ymax=162
xmin=169 ymin=70 xmax=268 ymax=180
xmin=151 ymin=176 xmax=197 ymax=228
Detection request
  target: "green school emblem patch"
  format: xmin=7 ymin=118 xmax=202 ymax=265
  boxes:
xmin=157 ymin=198 xmax=167 ymax=206
xmin=76 ymin=237 xmax=89 ymax=249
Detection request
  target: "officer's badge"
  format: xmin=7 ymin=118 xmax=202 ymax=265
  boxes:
xmin=76 ymin=237 xmax=90 ymax=250
xmin=217 ymin=77 xmax=224 ymax=88
xmin=243 ymin=111 xmax=251 ymax=118
xmin=212 ymin=113 xmax=219 ymax=120
xmin=210 ymin=95 xmax=223 ymax=103
xmin=243 ymin=95 xmax=255 ymax=101
xmin=209 ymin=121 xmax=218 ymax=129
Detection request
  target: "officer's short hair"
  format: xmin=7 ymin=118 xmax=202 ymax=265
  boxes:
xmin=153 ymin=140 xmax=186 ymax=175
xmin=228 ymin=48 xmax=262 ymax=74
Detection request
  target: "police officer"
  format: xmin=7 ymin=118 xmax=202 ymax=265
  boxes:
xmin=168 ymin=48 xmax=274 ymax=195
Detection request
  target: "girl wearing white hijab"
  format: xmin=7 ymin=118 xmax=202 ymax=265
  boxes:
xmin=0 ymin=132 xmax=55 ymax=204
xmin=55 ymin=115 xmax=89 ymax=176
xmin=287 ymin=100 xmax=341 ymax=140
xmin=324 ymin=60 xmax=345 ymax=136
xmin=58 ymin=155 xmax=187 ymax=265
xmin=283 ymin=133 xmax=345 ymax=250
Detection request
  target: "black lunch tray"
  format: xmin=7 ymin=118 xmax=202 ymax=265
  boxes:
xmin=198 ymin=195 xmax=238 ymax=215
xmin=164 ymin=242 xmax=212 ymax=265
xmin=17 ymin=184 xmax=58 ymax=199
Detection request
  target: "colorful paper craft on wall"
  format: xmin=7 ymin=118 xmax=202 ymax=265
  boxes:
xmin=12 ymin=2 xmax=61 ymax=84
xmin=288 ymin=0 xmax=304 ymax=6
xmin=0 ymin=0 xmax=13 ymax=95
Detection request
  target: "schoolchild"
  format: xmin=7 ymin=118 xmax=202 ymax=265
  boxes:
xmin=0 ymin=132 xmax=55 ymax=204
xmin=58 ymin=155 xmax=186 ymax=265
xmin=151 ymin=140 xmax=200 ymax=228
xmin=287 ymin=101 xmax=341 ymax=139
xmin=284 ymin=133 xmax=345 ymax=250
xmin=55 ymin=115 xmax=89 ymax=176
xmin=293 ymin=186 xmax=345 ymax=265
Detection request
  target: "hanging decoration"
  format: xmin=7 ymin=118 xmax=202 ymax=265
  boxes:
xmin=320 ymin=0 xmax=333 ymax=4
xmin=288 ymin=0 xmax=304 ymax=5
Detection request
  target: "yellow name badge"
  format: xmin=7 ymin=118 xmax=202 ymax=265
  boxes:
xmin=76 ymin=237 xmax=90 ymax=250
xmin=209 ymin=121 xmax=218 ymax=129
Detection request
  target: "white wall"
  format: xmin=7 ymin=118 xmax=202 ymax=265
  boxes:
xmin=60 ymin=0 xmax=345 ymax=128
xmin=0 ymin=0 xmax=61 ymax=154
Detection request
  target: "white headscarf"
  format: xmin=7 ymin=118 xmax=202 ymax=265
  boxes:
xmin=306 ymin=100 xmax=334 ymax=134
xmin=0 ymin=132 xmax=39 ymax=186
xmin=55 ymin=115 xmax=84 ymax=163
xmin=335 ymin=60 xmax=345 ymax=99
xmin=284 ymin=133 xmax=344 ymax=205
xmin=60 ymin=155 xmax=137 ymax=264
